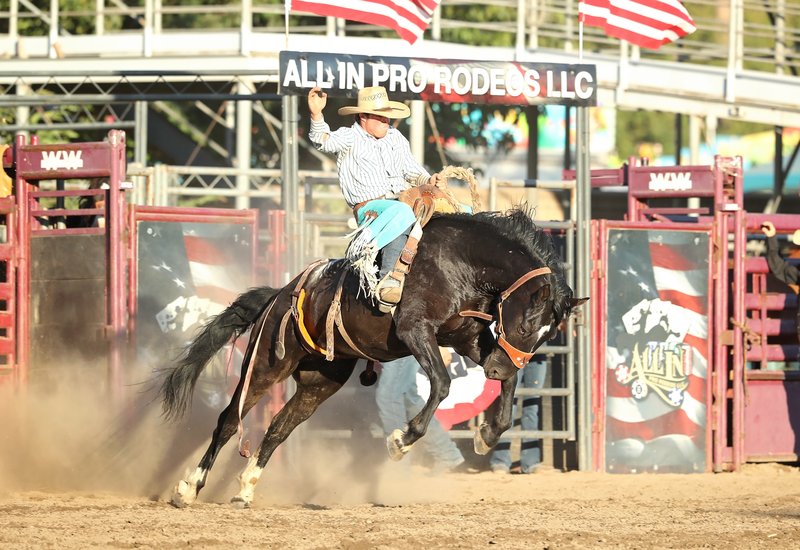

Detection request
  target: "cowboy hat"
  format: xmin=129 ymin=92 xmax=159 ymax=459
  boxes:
xmin=793 ymin=229 xmax=800 ymax=246
xmin=337 ymin=86 xmax=410 ymax=119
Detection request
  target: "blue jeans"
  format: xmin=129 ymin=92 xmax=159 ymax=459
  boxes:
xmin=376 ymin=355 xmax=464 ymax=469
xmin=489 ymin=359 xmax=547 ymax=473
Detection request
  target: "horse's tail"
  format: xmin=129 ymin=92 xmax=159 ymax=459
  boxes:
xmin=159 ymin=286 xmax=280 ymax=421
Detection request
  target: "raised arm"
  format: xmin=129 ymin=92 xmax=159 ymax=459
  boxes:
xmin=762 ymin=222 xmax=799 ymax=286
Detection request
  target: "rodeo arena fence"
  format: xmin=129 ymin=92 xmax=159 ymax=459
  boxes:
xmin=0 ymin=130 xmax=797 ymax=475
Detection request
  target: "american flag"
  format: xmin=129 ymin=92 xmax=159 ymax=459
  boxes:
xmin=289 ymin=0 xmax=441 ymax=44
xmin=579 ymin=0 xmax=696 ymax=50
xmin=136 ymin=221 xmax=253 ymax=362
xmin=604 ymin=229 xmax=709 ymax=473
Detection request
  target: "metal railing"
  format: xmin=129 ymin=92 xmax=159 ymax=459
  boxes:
xmin=1 ymin=1 xmax=797 ymax=76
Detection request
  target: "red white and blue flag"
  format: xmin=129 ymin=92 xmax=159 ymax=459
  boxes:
xmin=579 ymin=0 xmax=696 ymax=50
xmin=289 ymin=0 xmax=441 ymax=44
xmin=136 ymin=221 xmax=254 ymax=404
xmin=604 ymin=229 xmax=710 ymax=472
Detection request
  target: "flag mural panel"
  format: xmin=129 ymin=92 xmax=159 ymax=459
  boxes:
xmin=136 ymin=220 xmax=254 ymax=408
xmin=604 ymin=228 xmax=711 ymax=473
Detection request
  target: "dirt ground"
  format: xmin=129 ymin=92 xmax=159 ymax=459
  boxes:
xmin=1 ymin=374 xmax=799 ymax=549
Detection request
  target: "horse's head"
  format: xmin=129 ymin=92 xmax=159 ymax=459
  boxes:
xmin=477 ymin=266 xmax=587 ymax=380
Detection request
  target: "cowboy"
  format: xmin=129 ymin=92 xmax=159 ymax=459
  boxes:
xmin=761 ymin=221 xmax=800 ymax=345
xmin=307 ymin=85 xmax=444 ymax=309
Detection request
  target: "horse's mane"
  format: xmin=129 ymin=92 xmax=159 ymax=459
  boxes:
xmin=439 ymin=205 xmax=558 ymax=266
xmin=438 ymin=205 xmax=574 ymax=319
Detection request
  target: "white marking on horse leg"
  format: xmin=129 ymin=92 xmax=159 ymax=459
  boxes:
xmin=386 ymin=428 xmax=412 ymax=461
xmin=171 ymin=467 xmax=205 ymax=508
xmin=474 ymin=423 xmax=491 ymax=455
xmin=231 ymin=456 xmax=263 ymax=508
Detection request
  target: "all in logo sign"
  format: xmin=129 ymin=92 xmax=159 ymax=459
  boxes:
xmin=614 ymin=341 xmax=692 ymax=407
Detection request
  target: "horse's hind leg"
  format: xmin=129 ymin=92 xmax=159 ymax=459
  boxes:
xmin=171 ymin=370 xmax=273 ymax=508
xmin=232 ymin=358 xmax=356 ymax=508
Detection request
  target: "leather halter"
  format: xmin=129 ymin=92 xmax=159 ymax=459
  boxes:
xmin=459 ymin=267 xmax=552 ymax=369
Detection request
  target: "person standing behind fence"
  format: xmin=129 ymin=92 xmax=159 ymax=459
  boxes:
xmin=489 ymin=356 xmax=547 ymax=474
xmin=375 ymin=349 xmax=467 ymax=473
xmin=761 ymin=222 xmax=800 ymax=345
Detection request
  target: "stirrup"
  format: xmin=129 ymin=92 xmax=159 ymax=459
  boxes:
xmin=376 ymin=273 xmax=403 ymax=313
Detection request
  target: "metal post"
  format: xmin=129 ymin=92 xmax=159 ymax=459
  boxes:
xmin=10 ymin=0 xmax=18 ymax=46
xmin=725 ymin=0 xmax=743 ymax=102
xmin=240 ymin=0 xmax=252 ymax=56
xmin=143 ymin=0 xmax=153 ymax=57
xmin=772 ymin=126 xmax=783 ymax=213
xmin=154 ymin=0 xmax=162 ymax=34
xmin=431 ymin=4 xmax=441 ymax=41
xmin=575 ymin=106 xmax=592 ymax=471
xmin=14 ymin=135 xmax=29 ymax=385
xmin=775 ymin=0 xmax=786 ymax=74
xmin=410 ymin=101 xmax=425 ymax=164
xmin=235 ymin=79 xmax=253 ymax=210
xmin=563 ymin=106 xmax=572 ymax=170
xmin=107 ymin=130 xmax=127 ymax=401
xmin=95 ymin=0 xmax=104 ymax=35
xmin=15 ymin=81 xmax=30 ymax=141
xmin=134 ymin=101 xmax=148 ymax=168
xmin=48 ymin=0 xmax=58 ymax=59
xmin=282 ymin=94 xmax=300 ymax=274
xmin=527 ymin=106 xmax=539 ymax=180
xmin=528 ymin=0 xmax=539 ymax=49
xmin=515 ymin=0 xmax=526 ymax=57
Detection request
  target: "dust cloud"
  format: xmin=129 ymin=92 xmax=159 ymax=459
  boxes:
xmin=0 ymin=357 xmax=467 ymax=507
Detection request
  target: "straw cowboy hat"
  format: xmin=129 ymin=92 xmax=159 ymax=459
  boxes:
xmin=338 ymin=86 xmax=410 ymax=119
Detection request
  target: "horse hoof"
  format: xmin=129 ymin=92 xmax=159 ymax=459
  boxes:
xmin=170 ymin=481 xmax=194 ymax=508
xmin=170 ymin=491 xmax=192 ymax=508
xmin=386 ymin=429 xmax=409 ymax=461
xmin=473 ymin=426 xmax=492 ymax=456
xmin=230 ymin=496 xmax=251 ymax=509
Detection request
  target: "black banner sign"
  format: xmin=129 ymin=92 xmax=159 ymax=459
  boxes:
xmin=279 ymin=50 xmax=597 ymax=107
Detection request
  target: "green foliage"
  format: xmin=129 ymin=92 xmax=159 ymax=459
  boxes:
xmin=615 ymin=110 xmax=676 ymax=160
xmin=439 ymin=3 xmax=516 ymax=47
xmin=0 ymin=91 xmax=81 ymax=145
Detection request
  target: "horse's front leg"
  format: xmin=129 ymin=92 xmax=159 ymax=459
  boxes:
xmin=385 ymin=342 xmax=450 ymax=461
xmin=474 ymin=374 xmax=517 ymax=455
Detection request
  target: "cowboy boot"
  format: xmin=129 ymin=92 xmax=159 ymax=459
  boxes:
xmin=377 ymin=222 xmax=422 ymax=309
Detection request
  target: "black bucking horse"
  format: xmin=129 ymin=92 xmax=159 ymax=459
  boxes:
xmin=159 ymin=206 xmax=587 ymax=507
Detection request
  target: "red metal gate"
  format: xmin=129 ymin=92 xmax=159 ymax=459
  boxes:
xmin=588 ymin=156 xmax=799 ymax=471
xmin=1 ymin=130 xmax=128 ymax=390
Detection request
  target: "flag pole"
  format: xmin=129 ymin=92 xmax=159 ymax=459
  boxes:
xmin=578 ymin=1 xmax=584 ymax=62
xmin=284 ymin=1 xmax=290 ymax=49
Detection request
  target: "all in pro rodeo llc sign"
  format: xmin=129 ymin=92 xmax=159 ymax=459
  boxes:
xmin=279 ymin=51 xmax=597 ymax=106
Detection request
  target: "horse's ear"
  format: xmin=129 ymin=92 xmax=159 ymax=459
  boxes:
xmin=570 ymin=297 xmax=589 ymax=309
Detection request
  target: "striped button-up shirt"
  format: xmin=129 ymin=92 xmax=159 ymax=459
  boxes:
xmin=309 ymin=118 xmax=431 ymax=207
